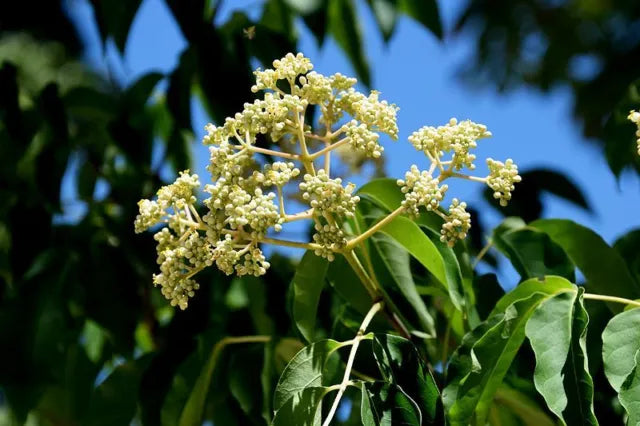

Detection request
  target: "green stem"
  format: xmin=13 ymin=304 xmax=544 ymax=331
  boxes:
xmin=342 ymin=249 xmax=379 ymax=299
xmin=472 ymin=239 xmax=493 ymax=269
xmin=582 ymin=293 xmax=640 ymax=308
xmin=344 ymin=206 xmax=405 ymax=250
xmin=322 ymin=301 xmax=383 ymax=426
xmin=308 ymin=137 xmax=350 ymax=160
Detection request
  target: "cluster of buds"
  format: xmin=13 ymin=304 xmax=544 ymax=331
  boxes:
xmin=400 ymin=118 xmax=521 ymax=246
xmin=135 ymin=52 xmax=401 ymax=308
xmin=629 ymin=110 xmax=640 ymax=156
xmin=135 ymin=52 xmax=521 ymax=308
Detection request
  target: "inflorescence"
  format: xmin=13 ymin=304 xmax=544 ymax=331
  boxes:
xmin=629 ymin=110 xmax=640 ymax=156
xmin=135 ymin=53 xmax=521 ymax=309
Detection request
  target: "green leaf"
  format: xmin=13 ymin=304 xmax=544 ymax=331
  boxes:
xmin=602 ymin=308 xmax=640 ymax=392
xmin=562 ymin=289 xmax=597 ymax=426
xmin=369 ymin=233 xmax=436 ymax=336
xmin=292 ymin=250 xmax=330 ymax=342
xmin=167 ymin=47 xmax=196 ymax=131
xmin=526 ymin=290 xmax=597 ymax=425
xmin=327 ymin=254 xmax=372 ymax=315
xmin=494 ymin=227 xmax=575 ymax=282
xmin=77 ymin=161 xmax=97 ymax=200
xmin=493 ymin=385 xmax=556 ymax=426
xmin=89 ymin=0 xmax=143 ymax=52
xmin=301 ymin=0 xmax=329 ymax=45
xmin=284 ymin=0 xmax=323 ymax=15
xmin=372 ymin=334 xmax=441 ymax=423
xmin=378 ymin=215 xmax=464 ymax=310
xmin=473 ymin=274 xmax=505 ymax=321
xmin=87 ymin=355 xmax=153 ymax=426
xmin=492 ymin=276 xmax=575 ymax=315
xmin=328 ymin=0 xmax=371 ymax=87
xmin=274 ymin=339 xmax=346 ymax=410
xmin=613 ymin=229 xmax=640 ymax=283
xmin=444 ymin=276 xmax=576 ymax=425
xmin=228 ymin=347 xmax=264 ymax=418
xmin=397 ymin=0 xmax=442 ymax=39
xmin=124 ymin=72 xmax=163 ymax=108
xmin=531 ymin=219 xmax=640 ymax=311
xmin=357 ymin=178 xmax=404 ymax=212
xmin=179 ymin=337 xmax=268 ymax=426
xmin=367 ymin=0 xmax=398 ymax=41
xmin=273 ymin=386 xmax=330 ymax=426
xmin=361 ymin=382 xmax=422 ymax=425
xmin=619 ymin=350 xmax=640 ymax=426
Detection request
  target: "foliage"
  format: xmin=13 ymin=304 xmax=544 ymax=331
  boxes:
xmin=132 ymin=52 xmax=638 ymax=426
xmin=2 ymin=1 xmax=640 ymax=426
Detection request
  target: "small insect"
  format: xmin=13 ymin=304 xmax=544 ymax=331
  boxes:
xmin=243 ymin=26 xmax=256 ymax=40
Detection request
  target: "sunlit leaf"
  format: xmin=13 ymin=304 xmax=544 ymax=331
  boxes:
xmin=274 ymin=339 xmax=347 ymax=410
xmin=526 ymin=290 xmax=597 ymax=425
xmin=444 ymin=276 xmax=576 ymax=425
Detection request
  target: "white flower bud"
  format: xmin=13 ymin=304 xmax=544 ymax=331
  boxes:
xmin=486 ymin=158 xmax=522 ymax=207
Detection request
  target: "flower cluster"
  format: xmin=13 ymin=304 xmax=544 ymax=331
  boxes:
xmin=252 ymin=162 xmax=300 ymax=187
xmin=136 ymin=53 xmax=521 ymax=309
xmin=629 ymin=110 xmax=640 ymax=155
xmin=401 ymin=118 xmax=521 ymax=246
xmin=300 ymin=170 xmax=360 ymax=218
xmin=486 ymin=158 xmax=522 ymax=207
xmin=136 ymin=52 xmax=403 ymax=308
xmin=440 ymin=199 xmax=471 ymax=247
xmin=397 ymin=165 xmax=448 ymax=217
xmin=345 ymin=120 xmax=383 ymax=158
xmin=408 ymin=118 xmax=492 ymax=171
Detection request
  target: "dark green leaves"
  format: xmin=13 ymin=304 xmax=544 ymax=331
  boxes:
xmin=328 ymin=0 xmax=370 ymax=86
xmin=397 ymin=0 xmax=442 ymax=39
xmin=89 ymin=0 xmax=143 ymax=52
xmin=493 ymin=227 xmax=575 ymax=281
xmin=372 ymin=334 xmax=441 ymax=423
xmin=361 ymin=382 xmax=422 ymax=425
xmin=531 ymin=219 xmax=640 ymax=311
xmin=484 ymin=169 xmax=591 ymax=222
xmin=526 ymin=290 xmax=597 ymax=425
xmin=88 ymin=355 xmax=153 ymax=426
xmin=369 ymin=232 xmax=436 ymax=336
xmin=292 ymin=251 xmax=330 ymax=342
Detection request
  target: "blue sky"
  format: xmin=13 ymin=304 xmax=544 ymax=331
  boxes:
xmin=66 ymin=0 xmax=639 ymax=275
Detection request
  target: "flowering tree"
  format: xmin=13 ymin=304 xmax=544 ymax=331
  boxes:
xmin=136 ymin=53 xmax=640 ymax=425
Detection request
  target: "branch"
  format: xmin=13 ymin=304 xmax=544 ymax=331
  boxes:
xmin=344 ymin=206 xmax=405 ymax=250
xmin=322 ymin=301 xmax=384 ymax=426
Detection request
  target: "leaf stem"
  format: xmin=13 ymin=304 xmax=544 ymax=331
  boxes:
xmin=322 ymin=302 xmax=383 ymax=426
xmin=472 ymin=239 xmax=494 ymax=269
xmin=582 ymin=293 xmax=640 ymax=308
xmin=342 ymin=249 xmax=379 ymax=299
